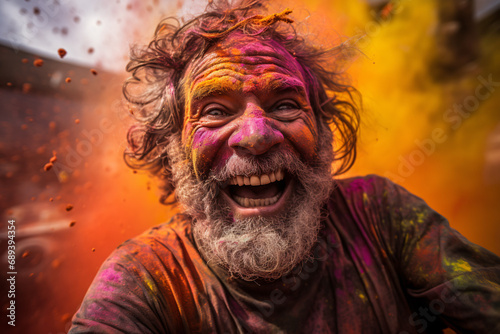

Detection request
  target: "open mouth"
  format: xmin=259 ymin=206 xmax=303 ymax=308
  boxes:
xmin=222 ymin=169 xmax=289 ymax=208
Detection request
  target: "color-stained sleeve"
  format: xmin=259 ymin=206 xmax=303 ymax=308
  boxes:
xmin=69 ymin=247 xmax=167 ymax=334
xmin=380 ymin=178 xmax=500 ymax=333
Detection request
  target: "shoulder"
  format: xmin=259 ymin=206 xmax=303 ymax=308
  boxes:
xmin=331 ymin=174 xmax=430 ymax=216
xmin=334 ymin=174 xmax=403 ymax=197
xmin=107 ymin=213 xmax=196 ymax=275
xmin=69 ymin=214 xmax=196 ymax=333
xmin=117 ymin=213 xmax=193 ymax=253
xmin=330 ymin=174 xmax=405 ymax=212
xmin=325 ymin=174 xmax=443 ymax=255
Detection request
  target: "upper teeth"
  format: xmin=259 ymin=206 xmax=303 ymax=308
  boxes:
xmin=228 ymin=170 xmax=284 ymax=186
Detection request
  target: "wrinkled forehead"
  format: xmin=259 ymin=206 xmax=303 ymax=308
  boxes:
xmin=183 ymin=33 xmax=308 ymax=98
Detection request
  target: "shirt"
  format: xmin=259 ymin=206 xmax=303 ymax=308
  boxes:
xmin=69 ymin=175 xmax=500 ymax=333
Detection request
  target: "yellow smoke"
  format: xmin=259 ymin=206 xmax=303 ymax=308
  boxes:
xmin=290 ymin=0 xmax=500 ymax=253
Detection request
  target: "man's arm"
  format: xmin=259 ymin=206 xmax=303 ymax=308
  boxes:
xmin=385 ymin=179 xmax=500 ymax=333
xmin=69 ymin=248 xmax=167 ymax=334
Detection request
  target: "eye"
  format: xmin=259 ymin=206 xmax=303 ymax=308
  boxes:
xmin=274 ymin=100 xmax=300 ymax=111
xmin=268 ymin=98 xmax=305 ymax=121
xmin=206 ymin=109 xmax=226 ymax=116
xmin=202 ymin=103 xmax=229 ymax=117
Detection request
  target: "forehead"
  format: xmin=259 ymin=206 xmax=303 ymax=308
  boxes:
xmin=184 ymin=34 xmax=308 ymax=101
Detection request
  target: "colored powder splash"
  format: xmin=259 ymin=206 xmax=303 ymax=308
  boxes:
xmin=1 ymin=1 xmax=498 ymax=333
xmin=343 ymin=0 xmax=500 ymax=256
xmin=285 ymin=0 xmax=500 ymax=254
xmin=1 ymin=2 xmax=180 ymax=333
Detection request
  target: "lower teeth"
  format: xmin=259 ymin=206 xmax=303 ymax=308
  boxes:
xmin=233 ymin=193 xmax=281 ymax=207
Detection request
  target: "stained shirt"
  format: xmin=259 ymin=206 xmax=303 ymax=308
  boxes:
xmin=69 ymin=175 xmax=500 ymax=333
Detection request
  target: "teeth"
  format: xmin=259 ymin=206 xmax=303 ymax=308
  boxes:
xmin=237 ymin=175 xmax=244 ymax=186
xmin=260 ymin=174 xmax=271 ymax=185
xmin=250 ymin=175 xmax=260 ymax=186
xmin=233 ymin=193 xmax=281 ymax=208
xmin=229 ymin=170 xmax=284 ymax=187
xmin=270 ymin=172 xmax=276 ymax=182
xmin=228 ymin=170 xmax=284 ymax=207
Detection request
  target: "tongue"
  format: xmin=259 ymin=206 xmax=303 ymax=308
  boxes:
xmin=231 ymin=183 xmax=280 ymax=199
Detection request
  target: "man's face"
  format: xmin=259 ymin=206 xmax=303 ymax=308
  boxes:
xmin=182 ymin=34 xmax=319 ymax=219
xmin=172 ymin=33 xmax=333 ymax=280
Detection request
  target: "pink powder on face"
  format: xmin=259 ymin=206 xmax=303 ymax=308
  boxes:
xmin=182 ymin=33 xmax=319 ymax=179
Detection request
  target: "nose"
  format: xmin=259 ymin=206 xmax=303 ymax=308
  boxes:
xmin=228 ymin=109 xmax=284 ymax=156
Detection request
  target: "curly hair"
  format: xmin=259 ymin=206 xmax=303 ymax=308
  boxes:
xmin=123 ymin=0 xmax=360 ymax=205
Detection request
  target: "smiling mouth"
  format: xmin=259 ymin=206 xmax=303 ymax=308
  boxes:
xmin=223 ymin=170 xmax=287 ymax=208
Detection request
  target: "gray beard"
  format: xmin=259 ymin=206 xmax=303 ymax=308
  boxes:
xmin=168 ymin=130 xmax=334 ymax=281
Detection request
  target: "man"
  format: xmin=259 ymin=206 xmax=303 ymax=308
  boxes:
xmin=70 ymin=1 xmax=500 ymax=333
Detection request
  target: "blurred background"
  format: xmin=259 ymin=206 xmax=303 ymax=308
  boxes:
xmin=0 ymin=0 xmax=499 ymax=333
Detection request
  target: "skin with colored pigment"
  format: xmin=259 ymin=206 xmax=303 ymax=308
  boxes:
xmin=182 ymin=34 xmax=318 ymax=218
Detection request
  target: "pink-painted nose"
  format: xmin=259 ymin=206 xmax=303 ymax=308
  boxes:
xmin=228 ymin=111 xmax=284 ymax=156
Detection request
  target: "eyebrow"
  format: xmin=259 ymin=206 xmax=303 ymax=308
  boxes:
xmin=255 ymin=74 xmax=307 ymax=97
xmin=190 ymin=73 xmax=308 ymax=103
xmin=190 ymin=76 xmax=239 ymax=103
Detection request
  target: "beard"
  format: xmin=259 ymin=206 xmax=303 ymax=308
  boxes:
xmin=168 ymin=127 xmax=334 ymax=281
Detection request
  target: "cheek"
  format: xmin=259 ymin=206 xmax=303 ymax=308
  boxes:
xmin=187 ymin=126 xmax=231 ymax=179
xmin=280 ymin=117 xmax=318 ymax=161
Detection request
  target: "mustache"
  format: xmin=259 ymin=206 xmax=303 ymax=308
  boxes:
xmin=208 ymin=149 xmax=306 ymax=183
